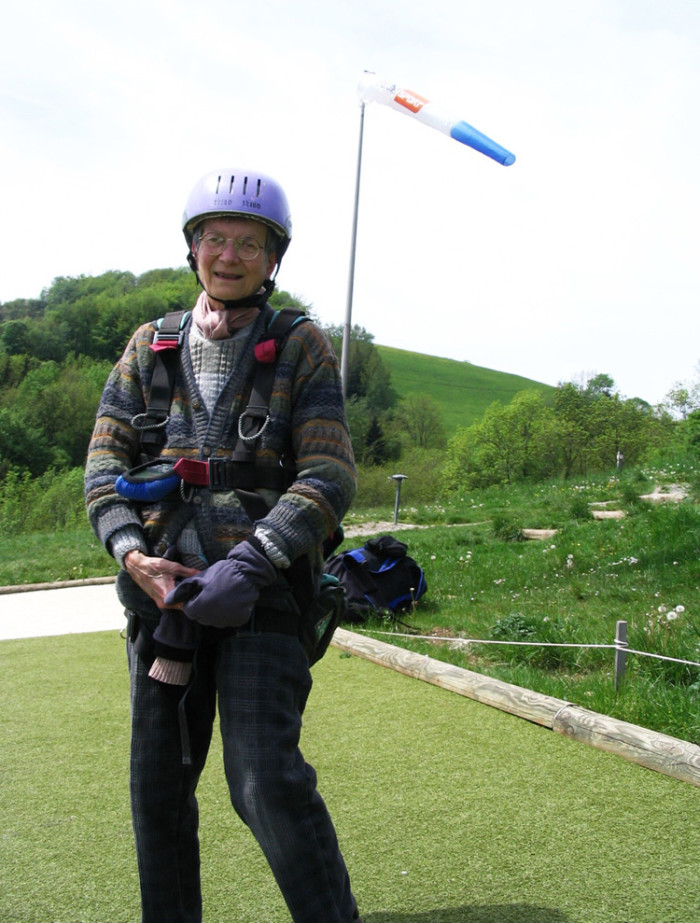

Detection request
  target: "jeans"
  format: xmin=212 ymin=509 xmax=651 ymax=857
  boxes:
xmin=127 ymin=628 xmax=357 ymax=922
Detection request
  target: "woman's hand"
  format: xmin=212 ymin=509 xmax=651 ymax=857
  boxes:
xmin=124 ymin=550 xmax=198 ymax=610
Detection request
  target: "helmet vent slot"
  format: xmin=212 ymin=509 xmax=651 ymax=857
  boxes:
xmin=182 ymin=168 xmax=291 ymax=258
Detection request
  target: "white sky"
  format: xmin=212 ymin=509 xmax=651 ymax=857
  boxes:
xmin=1 ymin=0 xmax=698 ymax=406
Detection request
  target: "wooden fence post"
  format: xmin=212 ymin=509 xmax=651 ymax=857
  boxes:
xmin=614 ymin=620 xmax=628 ymax=691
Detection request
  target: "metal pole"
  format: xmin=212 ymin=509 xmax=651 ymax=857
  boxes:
xmin=341 ymin=101 xmax=365 ymax=397
xmin=614 ymin=620 xmax=628 ymax=690
xmin=389 ymin=474 xmax=408 ymax=525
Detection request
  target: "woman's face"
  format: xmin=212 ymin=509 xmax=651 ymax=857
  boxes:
xmin=193 ymin=217 xmax=276 ymax=304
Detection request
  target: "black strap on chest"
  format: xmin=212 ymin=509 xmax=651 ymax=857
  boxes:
xmin=231 ymin=306 xmax=307 ymax=466
xmin=138 ymin=310 xmax=189 ymax=456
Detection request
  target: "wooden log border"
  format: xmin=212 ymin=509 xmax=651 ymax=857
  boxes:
xmin=0 ymin=576 xmax=117 ymax=596
xmin=331 ymin=627 xmax=700 ymax=788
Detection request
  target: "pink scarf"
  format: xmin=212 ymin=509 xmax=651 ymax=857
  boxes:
xmin=191 ymin=291 xmax=260 ymax=339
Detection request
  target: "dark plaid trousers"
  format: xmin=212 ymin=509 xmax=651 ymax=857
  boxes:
xmin=127 ymin=627 xmax=357 ymax=922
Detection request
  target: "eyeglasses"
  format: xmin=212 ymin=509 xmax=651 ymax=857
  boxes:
xmin=197 ymin=233 xmax=266 ymax=260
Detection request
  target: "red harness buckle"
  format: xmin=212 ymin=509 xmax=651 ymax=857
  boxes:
xmin=173 ymin=457 xmax=209 ymax=486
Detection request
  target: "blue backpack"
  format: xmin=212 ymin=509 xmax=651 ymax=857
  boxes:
xmin=324 ymin=534 xmax=427 ymax=623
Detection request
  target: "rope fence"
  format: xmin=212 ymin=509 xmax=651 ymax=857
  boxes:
xmin=355 ymin=620 xmax=700 ymax=690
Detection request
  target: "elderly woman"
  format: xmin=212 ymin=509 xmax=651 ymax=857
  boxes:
xmin=85 ymin=168 xmax=361 ymax=923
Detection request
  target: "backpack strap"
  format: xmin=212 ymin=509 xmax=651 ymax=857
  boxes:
xmin=340 ymin=548 xmax=384 ymax=610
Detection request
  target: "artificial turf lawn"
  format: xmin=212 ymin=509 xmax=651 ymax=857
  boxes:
xmin=1 ymin=630 xmax=698 ymax=922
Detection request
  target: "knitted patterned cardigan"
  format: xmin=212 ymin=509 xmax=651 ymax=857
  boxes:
xmin=85 ymin=309 xmax=356 ymax=582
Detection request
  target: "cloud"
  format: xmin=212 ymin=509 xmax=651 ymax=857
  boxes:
xmin=1 ymin=0 xmax=698 ymax=405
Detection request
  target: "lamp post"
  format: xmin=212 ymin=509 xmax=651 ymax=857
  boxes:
xmin=389 ymin=474 xmax=408 ymax=525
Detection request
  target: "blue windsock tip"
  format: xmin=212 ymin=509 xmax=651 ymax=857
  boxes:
xmin=450 ymin=120 xmax=516 ymax=166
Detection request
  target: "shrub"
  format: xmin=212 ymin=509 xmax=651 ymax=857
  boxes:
xmin=353 ymin=449 xmax=447 ymax=511
xmin=491 ymin=513 xmax=524 ymax=543
xmin=0 ymin=467 xmax=86 ymax=534
xmin=569 ymin=493 xmax=591 ymax=520
xmin=490 ymin=612 xmax=537 ymax=641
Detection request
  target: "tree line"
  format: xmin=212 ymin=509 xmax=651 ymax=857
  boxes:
xmin=0 ymin=268 xmax=414 ymax=479
xmin=442 ymin=377 xmax=693 ymax=491
xmin=0 ymin=269 xmax=697 ymax=498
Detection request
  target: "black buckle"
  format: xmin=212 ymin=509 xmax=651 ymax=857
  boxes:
xmin=208 ymin=458 xmax=234 ymax=490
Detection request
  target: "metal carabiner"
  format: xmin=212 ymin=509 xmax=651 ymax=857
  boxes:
xmin=237 ymin=409 xmax=270 ymax=443
xmin=131 ymin=412 xmax=171 ymax=432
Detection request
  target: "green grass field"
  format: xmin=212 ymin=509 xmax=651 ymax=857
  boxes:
xmin=376 ymin=344 xmax=553 ymax=434
xmin=1 ymin=631 xmax=698 ymax=922
xmin=1 ymin=468 xmax=698 ymax=744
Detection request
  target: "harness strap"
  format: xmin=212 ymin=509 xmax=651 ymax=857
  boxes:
xmin=139 ymin=310 xmax=189 ymax=455
xmin=233 ymin=488 xmax=273 ymax=523
xmin=231 ymin=307 xmax=307 ymax=465
xmin=172 ymin=457 xmax=296 ymax=492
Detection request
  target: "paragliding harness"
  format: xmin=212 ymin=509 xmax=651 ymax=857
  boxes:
xmin=132 ymin=305 xmax=300 ymax=510
xmin=123 ymin=305 xmax=346 ymax=680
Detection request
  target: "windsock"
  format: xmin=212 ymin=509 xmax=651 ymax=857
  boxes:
xmin=358 ymin=71 xmax=515 ymax=166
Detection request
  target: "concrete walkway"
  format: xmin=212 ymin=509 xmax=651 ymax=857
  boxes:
xmin=0 ymin=581 xmax=124 ymax=640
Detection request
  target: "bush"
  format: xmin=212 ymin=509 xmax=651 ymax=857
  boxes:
xmin=490 ymin=612 xmax=537 ymax=640
xmin=569 ymin=493 xmax=591 ymax=520
xmin=26 ymin=468 xmax=86 ymax=532
xmin=0 ymin=467 xmax=86 ymax=535
xmin=621 ymin=480 xmax=644 ymax=508
xmin=353 ymin=449 xmax=447 ymax=511
xmin=0 ymin=468 xmax=36 ymax=533
xmin=491 ymin=513 xmax=524 ymax=543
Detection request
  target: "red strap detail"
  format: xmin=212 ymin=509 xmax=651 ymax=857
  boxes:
xmin=150 ymin=340 xmax=180 ymax=352
xmin=173 ymin=457 xmax=209 ymax=486
xmin=254 ymin=339 xmax=277 ymax=363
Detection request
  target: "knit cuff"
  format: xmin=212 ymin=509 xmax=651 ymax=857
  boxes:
xmin=254 ymin=525 xmax=291 ymax=569
xmin=109 ymin=526 xmax=149 ymax=569
xmin=148 ymin=657 xmax=193 ymax=686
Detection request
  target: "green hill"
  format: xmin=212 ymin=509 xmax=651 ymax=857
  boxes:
xmin=376 ymin=344 xmax=553 ymax=435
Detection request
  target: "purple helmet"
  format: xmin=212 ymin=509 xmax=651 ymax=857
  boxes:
xmin=182 ymin=168 xmax=292 ymax=260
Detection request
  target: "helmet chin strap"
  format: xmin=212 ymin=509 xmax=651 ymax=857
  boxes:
xmin=212 ymin=278 xmax=276 ymax=311
xmin=187 ymin=253 xmax=277 ymax=310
